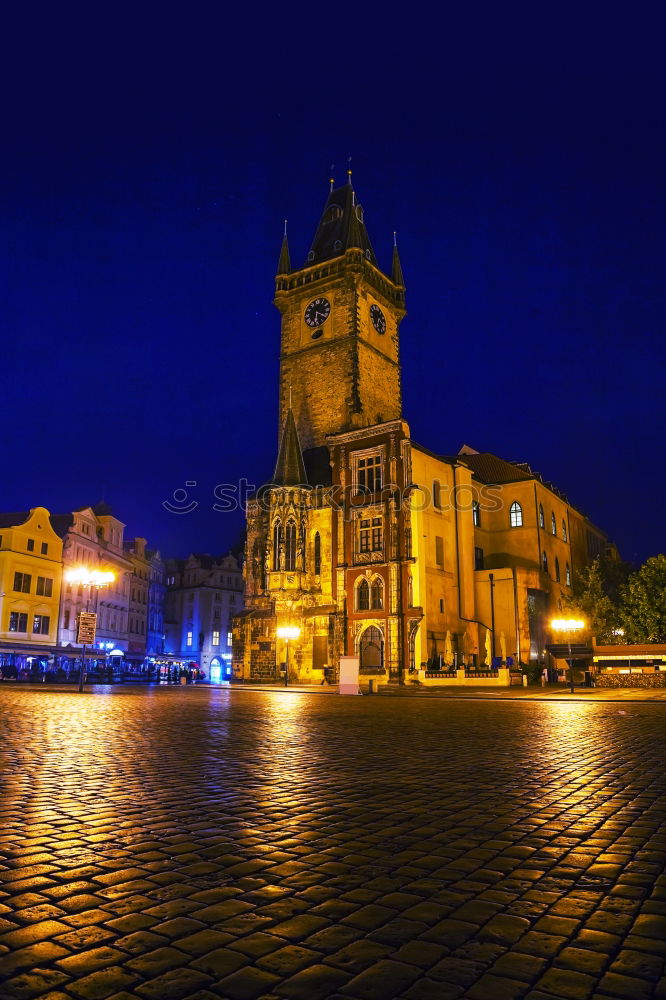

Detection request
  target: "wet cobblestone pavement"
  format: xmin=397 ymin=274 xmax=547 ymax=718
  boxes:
xmin=1 ymin=687 xmax=665 ymax=1000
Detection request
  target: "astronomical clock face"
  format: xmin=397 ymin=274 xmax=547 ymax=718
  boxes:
xmin=304 ymin=297 xmax=331 ymax=328
xmin=370 ymin=304 xmax=386 ymax=334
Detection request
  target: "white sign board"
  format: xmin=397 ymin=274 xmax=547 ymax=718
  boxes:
xmin=338 ymin=655 xmax=361 ymax=695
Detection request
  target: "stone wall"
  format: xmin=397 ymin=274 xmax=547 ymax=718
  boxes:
xmin=596 ymin=672 xmax=666 ymax=688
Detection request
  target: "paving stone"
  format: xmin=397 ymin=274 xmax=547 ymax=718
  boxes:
xmin=466 ymin=973 xmax=528 ymax=1000
xmin=133 ymin=968 xmax=214 ymax=1000
xmin=67 ymin=965 xmax=139 ymax=999
xmin=326 ymin=938 xmax=392 ymax=973
xmin=598 ymin=971 xmax=653 ymax=999
xmin=479 ymin=914 xmax=532 ymax=945
xmin=610 ymin=947 xmax=664 ymax=980
xmin=0 ymin=940 xmax=70 ymax=976
xmin=56 ymin=946 xmax=126 ymax=976
xmin=125 ymin=944 xmax=190 ymax=977
xmin=555 ymin=945 xmax=610 ymax=975
xmin=1 ymin=967 xmax=71 ymax=999
xmin=341 ymin=958 xmax=419 ymax=999
xmin=191 ymin=946 xmax=248 ymax=977
xmin=218 ymin=966 xmax=281 ymax=1000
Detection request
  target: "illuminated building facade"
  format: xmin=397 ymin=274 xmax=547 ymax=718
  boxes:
xmin=233 ymin=179 xmax=614 ymax=684
xmin=164 ymin=553 xmax=242 ymax=680
xmin=0 ymin=507 xmax=63 ymax=673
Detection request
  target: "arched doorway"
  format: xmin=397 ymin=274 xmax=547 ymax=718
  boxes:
xmin=210 ymin=657 xmax=222 ymax=683
xmin=359 ymin=625 xmax=383 ymax=670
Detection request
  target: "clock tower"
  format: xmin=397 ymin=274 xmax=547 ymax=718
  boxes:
xmin=275 ymin=176 xmax=406 ymax=451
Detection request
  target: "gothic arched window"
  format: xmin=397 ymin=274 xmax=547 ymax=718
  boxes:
xmin=285 ymin=521 xmax=297 ymax=572
xmin=555 ymin=557 xmax=561 ymax=582
xmin=539 ymin=504 xmax=545 ymax=528
xmin=272 ymin=521 xmax=282 ymax=571
xmin=357 ymin=579 xmax=370 ymax=611
xmin=551 ymin=512 xmax=557 ymax=536
xmin=566 ymin=562 xmax=571 ymax=586
xmin=370 ymin=577 xmax=384 ymax=610
xmin=562 ymin=519 xmax=568 ymax=542
xmin=314 ymin=532 xmax=321 ymax=575
xmin=510 ymin=502 xmax=523 ymax=528
xmin=542 ymin=551 xmax=548 ymax=574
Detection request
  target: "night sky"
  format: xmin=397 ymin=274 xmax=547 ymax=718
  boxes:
xmin=3 ymin=7 xmax=665 ymax=565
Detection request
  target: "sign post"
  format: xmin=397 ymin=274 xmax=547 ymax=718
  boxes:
xmin=338 ymin=655 xmax=361 ymax=695
xmin=77 ymin=612 xmax=97 ymax=692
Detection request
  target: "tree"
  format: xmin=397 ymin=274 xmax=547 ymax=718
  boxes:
xmin=561 ymin=559 xmax=620 ymax=643
xmin=620 ymin=555 xmax=666 ymax=642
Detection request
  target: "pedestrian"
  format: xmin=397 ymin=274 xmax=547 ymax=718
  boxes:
xmin=541 ymin=667 xmax=548 ymax=687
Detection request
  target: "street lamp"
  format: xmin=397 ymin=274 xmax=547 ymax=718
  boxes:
xmin=550 ymin=618 xmax=585 ymax=694
xmin=65 ymin=568 xmax=116 ymax=692
xmin=276 ymin=625 xmax=300 ymax=687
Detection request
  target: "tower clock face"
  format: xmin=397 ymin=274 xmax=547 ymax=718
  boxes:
xmin=304 ymin=297 xmax=331 ymax=328
xmin=370 ymin=304 xmax=386 ymax=334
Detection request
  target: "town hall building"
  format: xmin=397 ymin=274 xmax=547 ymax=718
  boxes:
xmin=232 ymin=178 xmax=613 ymax=684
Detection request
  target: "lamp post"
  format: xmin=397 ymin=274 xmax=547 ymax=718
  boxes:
xmin=65 ymin=568 xmax=116 ymax=692
xmin=276 ymin=625 xmax=300 ymax=687
xmin=550 ymin=618 xmax=585 ymax=694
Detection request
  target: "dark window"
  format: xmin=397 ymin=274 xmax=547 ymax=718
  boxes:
xmin=358 ymin=579 xmax=370 ymax=610
xmin=439 ymin=598 xmax=444 ymax=613
xmin=472 ymin=501 xmax=480 ymax=527
xmin=9 ymin=612 xmax=28 ymax=632
xmin=542 ymin=551 xmax=548 ymax=573
xmin=555 ymin=557 xmax=561 ymax=582
xmin=370 ymin=578 xmax=383 ymax=610
xmin=510 ymin=502 xmax=523 ymax=528
xmin=314 ymin=532 xmax=321 ymax=575
xmin=27 ymin=538 xmax=35 ymax=551
xmin=551 ymin=512 xmax=557 ymax=536
xmin=36 ymin=576 xmax=53 ymax=597
xmin=566 ymin=562 xmax=571 ymax=586
xmin=435 ymin=536 xmax=444 ymax=566
xmin=64 ymin=610 xmax=70 ymax=629
xmin=433 ymin=480 xmax=441 ymax=509
xmin=562 ymin=519 xmax=567 ymax=542
xmin=33 ymin=614 xmax=50 ymax=635
xmin=474 ymin=547 xmax=484 ymax=570
xmin=359 ymin=519 xmax=370 ymax=553
xmin=371 ymin=517 xmax=383 ymax=551
xmin=272 ymin=522 xmax=282 ymax=570
xmin=285 ymin=521 xmax=297 ymax=572
xmin=404 ymin=524 xmax=412 ymax=559
xmin=539 ymin=504 xmax=544 ymax=528
xmin=13 ymin=572 xmax=31 ymax=593
xmin=41 ymin=542 xmax=48 ymax=554
xmin=357 ymin=453 xmax=382 ymax=493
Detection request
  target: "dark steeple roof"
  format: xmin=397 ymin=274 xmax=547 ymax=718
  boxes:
xmin=391 ymin=237 xmax=405 ymax=287
xmin=277 ymin=224 xmax=291 ymax=275
xmin=306 ymin=180 xmax=376 ymax=266
xmin=273 ymin=408 xmax=308 ymax=486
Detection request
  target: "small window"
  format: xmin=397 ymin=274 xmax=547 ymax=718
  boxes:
xmin=64 ymin=610 xmax=70 ymax=629
xmin=358 ymin=579 xmax=370 ymax=611
xmin=539 ymin=504 xmax=544 ymax=528
xmin=370 ymin=578 xmax=383 ymax=610
xmin=510 ymin=502 xmax=523 ymax=528
xmin=324 ymin=204 xmax=343 ymax=224
xmin=435 ymin=536 xmax=444 ymax=566
xmin=566 ymin=563 xmax=571 ymax=586
xmin=551 ymin=512 xmax=557 ymax=536
xmin=433 ymin=480 xmax=441 ymax=509
xmin=227 ymin=631 xmax=233 ymax=644
xmin=439 ymin=598 xmax=444 ymax=613
xmin=555 ymin=557 xmax=561 ymax=582
xmin=13 ymin=572 xmax=31 ymax=593
xmin=562 ymin=520 xmax=567 ymax=542
xmin=27 ymin=538 xmax=35 ymax=552
xmin=36 ymin=576 xmax=53 ymax=597
xmin=314 ymin=532 xmax=321 ymax=575
xmin=9 ymin=612 xmax=28 ymax=633
xmin=186 ymin=631 xmax=193 ymax=647
xmin=285 ymin=521 xmax=297 ymax=572
xmin=41 ymin=542 xmax=48 ymax=554
xmin=356 ymin=453 xmax=382 ymax=493
xmin=474 ymin=547 xmax=484 ymax=570
xmin=273 ymin=521 xmax=283 ymax=571
xmin=472 ymin=501 xmax=480 ymax=527
xmin=542 ymin=551 xmax=548 ymax=573
xmin=212 ymin=630 xmax=220 ymax=645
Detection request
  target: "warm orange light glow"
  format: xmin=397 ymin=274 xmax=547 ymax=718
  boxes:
xmin=550 ymin=618 xmax=585 ymax=632
xmin=276 ymin=625 xmax=300 ymax=640
xmin=65 ymin=567 xmax=116 ymax=587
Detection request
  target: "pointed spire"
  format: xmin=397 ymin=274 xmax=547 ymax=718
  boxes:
xmin=391 ymin=232 xmax=405 ymax=287
xmin=306 ymin=181 xmax=376 ymax=266
xmin=277 ymin=220 xmax=291 ymax=275
xmin=273 ymin=408 xmax=308 ymax=486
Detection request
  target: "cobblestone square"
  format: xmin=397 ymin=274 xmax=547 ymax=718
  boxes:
xmin=1 ymin=686 xmax=665 ymax=999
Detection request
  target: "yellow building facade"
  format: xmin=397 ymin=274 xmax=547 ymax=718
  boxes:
xmin=233 ymin=180 xmax=614 ymax=685
xmin=0 ymin=507 xmax=63 ymax=670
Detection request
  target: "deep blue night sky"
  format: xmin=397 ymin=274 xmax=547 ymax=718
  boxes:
xmin=2 ymin=6 xmax=665 ymax=564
